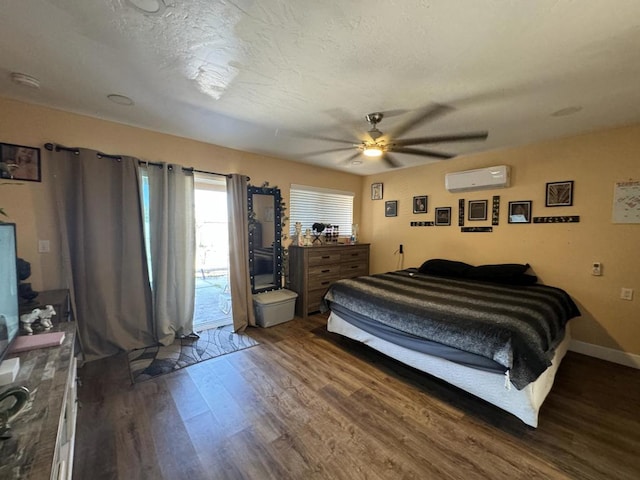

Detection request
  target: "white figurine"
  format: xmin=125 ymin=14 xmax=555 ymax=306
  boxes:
xmin=20 ymin=308 xmax=42 ymax=335
xmin=295 ymin=222 xmax=303 ymax=246
xmin=304 ymin=228 xmax=312 ymax=246
xmin=38 ymin=305 xmax=56 ymax=330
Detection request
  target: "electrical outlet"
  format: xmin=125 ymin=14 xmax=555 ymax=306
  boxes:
xmin=592 ymin=262 xmax=602 ymax=276
xmin=38 ymin=240 xmax=50 ymax=253
xmin=620 ymin=288 xmax=634 ymax=301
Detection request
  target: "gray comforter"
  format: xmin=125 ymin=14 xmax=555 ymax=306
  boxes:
xmin=323 ymin=269 xmax=580 ymax=389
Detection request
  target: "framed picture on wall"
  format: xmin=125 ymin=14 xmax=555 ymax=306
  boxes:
xmin=413 ymin=195 xmax=427 ymax=214
xmin=508 ymin=200 xmax=532 ymax=223
xmin=435 ymin=207 xmax=451 ymax=226
xmin=371 ymin=182 xmax=383 ymax=200
xmin=385 ymin=200 xmax=397 ymax=217
xmin=0 ymin=142 xmax=41 ymax=182
xmin=468 ymin=200 xmax=488 ymax=221
xmin=546 ymin=180 xmax=574 ymax=207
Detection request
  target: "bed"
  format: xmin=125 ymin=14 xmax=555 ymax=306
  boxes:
xmin=322 ymin=260 xmax=580 ymax=427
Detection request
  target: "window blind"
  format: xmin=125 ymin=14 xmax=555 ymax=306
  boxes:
xmin=289 ymin=184 xmax=354 ymax=237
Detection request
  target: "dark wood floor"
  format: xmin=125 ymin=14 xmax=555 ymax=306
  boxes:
xmin=73 ymin=314 xmax=640 ymax=480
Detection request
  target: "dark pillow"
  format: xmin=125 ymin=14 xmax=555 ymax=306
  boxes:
xmin=466 ymin=263 xmax=530 ymax=279
xmin=466 ymin=263 xmax=535 ymax=285
xmin=418 ymin=259 xmax=473 ymax=277
xmin=508 ymin=273 xmax=538 ymax=285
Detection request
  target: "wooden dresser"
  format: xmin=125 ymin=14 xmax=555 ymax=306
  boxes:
xmin=289 ymin=244 xmax=370 ymax=318
xmin=0 ymin=322 xmax=77 ymax=479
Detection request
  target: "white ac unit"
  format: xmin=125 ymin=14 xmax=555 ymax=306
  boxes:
xmin=445 ymin=165 xmax=510 ymax=193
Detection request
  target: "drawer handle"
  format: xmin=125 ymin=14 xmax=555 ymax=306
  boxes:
xmin=321 ymin=255 xmax=330 ymax=259
xmin=350 ymin=265 xmax=358 ymax=269
xmin=321 ymin=281 xmax=330 ymax=285
xmin=321 ymin=269 xmax=330 ymax=273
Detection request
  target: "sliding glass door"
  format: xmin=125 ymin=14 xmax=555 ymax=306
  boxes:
xmin=193 ymin=174 xmax=232 ymax=331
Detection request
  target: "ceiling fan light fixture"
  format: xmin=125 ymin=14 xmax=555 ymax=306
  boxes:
xmin=363 ymin=146 xmax=383 ymax=157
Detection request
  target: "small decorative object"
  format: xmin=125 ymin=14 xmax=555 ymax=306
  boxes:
xmin=385 ymin=200 xmax=397 ymax=217
xmin=435 ymin=207 xmax=451 ymax=226
xmin=312 ymin=222 xmax=325 ymax=244
xmin=458 ymin=199 xmax=465 ymax=226
xmin=492 ymin=196 xmax=500 ymax=225
xmin=468 ymin=200 xmax=488 ymax=221
xmin=0 ymin=143 xmax=41 ymax=182
xmin=294 ymin=222 xmax=303 ymax=246
xmin=16 ymin=258 xmax=38 ymax=303
xmin=351 ymin=224 xmax=358 ymax=243
xmin=304 ymin=228 xmax=312 ymax=246
xmin=509 ymin=201 xmax=532 ymax=223
xmin=371 ymin=182 xmax=383 ymax=200
xmin=20 ymin=308 xmax=42 ymax=335
xmin=413 ymin=195 xmax=428 ymax=214
xmin=546 ymin=181 xmax=574 ymax=207
xmin=38 ymin=305 xmax=56 ymax=329
xmin=0 ymin=386 xmax=30 ymax=440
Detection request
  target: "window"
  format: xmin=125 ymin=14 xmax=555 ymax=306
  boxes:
xmin=289 ymin=184 xmax=354 ymax=237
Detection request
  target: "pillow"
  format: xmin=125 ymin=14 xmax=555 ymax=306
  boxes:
xmin=466 ymin=263 xmax=535 ymax=285
xmin=418 ymin=259 xmax=473 ymax=277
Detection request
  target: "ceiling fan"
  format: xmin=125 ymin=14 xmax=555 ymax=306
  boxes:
xmin=302 ymin=104 xmax=489 ymax=168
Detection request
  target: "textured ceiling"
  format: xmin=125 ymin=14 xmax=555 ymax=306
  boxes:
xmin=1 ymin=0 xmax=640 ymax=175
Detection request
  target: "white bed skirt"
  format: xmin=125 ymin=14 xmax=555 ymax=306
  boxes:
xmin=327 ymin=312 xmax=571 ymax=427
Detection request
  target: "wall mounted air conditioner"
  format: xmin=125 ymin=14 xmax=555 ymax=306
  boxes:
xmin=445 ymin=165 xmax=510 ymax=192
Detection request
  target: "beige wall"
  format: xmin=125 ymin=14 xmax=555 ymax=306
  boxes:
xmin=2 ymin=96 xmax=638 ymax=356
xmin=0 ymin=97 xmax=363 ymax=291
xmin=361 ymin=124 xmax=640 ymax=355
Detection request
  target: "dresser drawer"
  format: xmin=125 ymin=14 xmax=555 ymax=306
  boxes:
xmin=308 ymin=251 xmax=342 ymax=266
xmin=340 ymin=262 xmax=368 ymax=278
xmin=308 ymin=264 xmax=341 ymax=278
xmin=309 ymin=273 xmax=340 ymax=291
xmin=340 ymin=248 xmax=369 ymax=263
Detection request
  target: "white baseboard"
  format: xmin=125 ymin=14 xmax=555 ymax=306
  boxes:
xmin=569 ymin=340 xmax=640 ymax=369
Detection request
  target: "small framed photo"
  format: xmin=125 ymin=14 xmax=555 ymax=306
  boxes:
xmin=0 ymin=143 xmax=41 ymax=182
xmin=371 ymin=182 xmax=383 ymax=200
xmin=546 ymin=181 xmax=574 ymax=207
xmin=435 ymin=207 xmax=451 ymax=226
xmin=385 ymin=200 xmax=398 ymax=217
xmin=413 ymin=195 xmax=428 ymax=214
xmin=468 ymin=200 xmax=488 ymax=221
xmin=508 ymin=201 xmax=532 ymax=223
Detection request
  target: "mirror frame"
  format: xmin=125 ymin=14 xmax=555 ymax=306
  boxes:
xmin=248 ymin=185 xmax=283 ymax=293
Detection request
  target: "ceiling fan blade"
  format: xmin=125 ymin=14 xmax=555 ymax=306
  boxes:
xmin=303 ymin=147 xmax=357 ymax=157
xmin=389 ymin=103 xmax=454 ymax=139
xmin=389 ymin=146 xmax=455 ymax=159
xmin=383 ymin=153 xmax=403 ymax=168
xmin=393 ymin=131 xmax=489 ymax=146
xmin=341 ymin=151 xmax=363 ymax=165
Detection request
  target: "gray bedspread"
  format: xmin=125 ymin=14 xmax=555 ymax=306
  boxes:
xmin=323 ymin=269 xmax=580 ymax=389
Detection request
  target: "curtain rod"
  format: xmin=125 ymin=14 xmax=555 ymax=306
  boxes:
xmin=44 ymin=143 xmax=248 ymax=180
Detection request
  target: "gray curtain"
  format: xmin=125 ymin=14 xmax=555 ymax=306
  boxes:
xmin=50 ymin=148 xmax=154 ymax=361
xmin=226 ymin=174 xmax=255 ymax=330
xmin=144 ymin=163 xmax=196 ymax=343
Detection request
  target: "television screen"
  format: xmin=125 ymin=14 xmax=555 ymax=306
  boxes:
xmin=0 ymin=223 xmax=19 ymax=364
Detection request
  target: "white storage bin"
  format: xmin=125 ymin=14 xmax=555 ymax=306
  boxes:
xmin=253 ymin=289 xmax=298 ymax=328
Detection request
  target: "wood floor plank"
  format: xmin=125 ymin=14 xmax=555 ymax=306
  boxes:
xmin=74 ymin=315 xmax=640 ymax=480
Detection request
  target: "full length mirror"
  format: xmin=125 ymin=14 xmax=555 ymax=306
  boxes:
xmin=248 ymin=185 xmax=282 ymax=293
